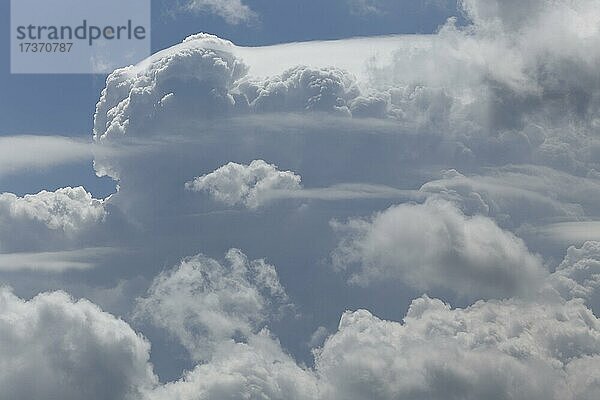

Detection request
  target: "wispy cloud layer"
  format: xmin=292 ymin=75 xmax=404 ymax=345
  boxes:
xmin=0 ymin=136 xmax=92 ymax=176
xmin=0 ymin=247 xmax=118 ymax=272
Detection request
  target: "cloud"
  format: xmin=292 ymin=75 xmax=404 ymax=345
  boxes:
xmin=95 ymin=0 xmax=600 ymax=180
xmin=0 ymin=247 xmax=118 ymax=272
xmin=186 ymin=160 xmax=422 ymax=208
xmin=239 ymin=65 xmax=361 ymax=115
xmin=2 ymin=243 xmax=599 ymax=400
xmin=15 ymin=1 xmax=600 ymax=397
xmin=93 ymin=34 xmax=247 ymax=144
xmin=347 ymin=0 xmax=384 ymax=16
xmin=529 ymin=222 xmax=600 ymax=245
xmin=460 ymin=0 xmax=564 ymax=31
xmin=308 ymin=326 xmax=330 ymax=348
xmin=147 ymin=331 xmax=319 ymax=400
xmin=0 ymin=187 xmax=107 ymax=253
xmin=275 ymin=184 xmax=424 ymax=202
xmin=0 ymin=186 xmax=105 ymax=231
xmin=137 ymin=245 xmax=599 ymax=400
xmin=145 ymin=244 xmax=600 ymax=400
xmin=0 ymin=136 xmax=93 ymax=177
xmin=0 ymin=287 xmax=156 ymax=400
xmin=316 ymin=294 xmax=600 ymax=400
xmin=185 ymin=160 xmax=302 ymax=209
xmin=419 ymin=166 xmax=600 ymax=228
xmin=134 ymin=248 xmax=289 ymax=361
xmin=547 ymin=241 xmax=600 ymax=305
xmin=331 ymin=199 xmax=547 ymax=299
xmin=184 ymin=0 xmax=257 ymax=25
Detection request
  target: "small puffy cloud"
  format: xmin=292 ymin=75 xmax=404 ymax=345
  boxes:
xmin=134 ymin=248 xmax=289 ymax=361
xmin=186 ymin=160 xmax=422 ymax=209
xmin=331 ymin=199 xmax=546 ymax=299
xmin=0 ymin=187 xmax=106 ymax=253
xmin=185 ymin=160 xmax=302 ymax=209
xmin=0 ymin=187 xmax=105 ymax=231
xmin=316 ymin=295 xmax=600 ymax=400
xmin=184 ymin=0 xmax=257 ymax=25
xmin=0 ymin=287 xmax=156 ymax=400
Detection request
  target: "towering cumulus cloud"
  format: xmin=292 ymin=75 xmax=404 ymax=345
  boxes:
xmin=93 ymin=34 xmax=247 ymax=141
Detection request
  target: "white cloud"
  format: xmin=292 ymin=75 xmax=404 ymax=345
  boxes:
xmin=147 ymin=331 xmax=319 ymax=400
xmin=276 ymin=183 xmax=424 ymax=202
xmin=0 ymin=287 xmax=156 ymax=400
xmin=316 ymin=294 xmax=600 ymax=400
xmin=529 ymin=222 xmax=600 ymax=245
xmin=93 ymin=34 xmax=247 ymax=144
xmin=0 ymin=247 xmax=118 ymax=272
xmin=331 ymin=199 xmax=547 ymax=299
xmin=186 ymin=160 xmax=302 ymax=209
xmin=134 ymin=245 xmax=600 ymax=400
xmin=184 ymin=0 xmax=257 ymax=25
xmin=26 ymin=1 xmax=600 ymax=397
xmin=3 ymin=243 xmax=598 ymax=400
xmin=547 ymin=241 xmax=600 ymax=304
xmin=460 ymin=0 xmax=568 ymax=31
xmin=186 ymin=160 xmax=422 ymax=209
xmin=419 ymin=166 xmax=600 ymax=228
xmin=0 ymin=187 xmax=105 ymax=231
xmin=134 ymin=248 xmax=288 ymax=361
xmin=0 ymin=136 xmax=93 ymax=177
xmin=0 ymin=187 xmax=107 ymax=253
xmin=239 ymin=65 xmax=360 ymax=115
xmin=94 ymin=0 xmax=600 ymax=181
